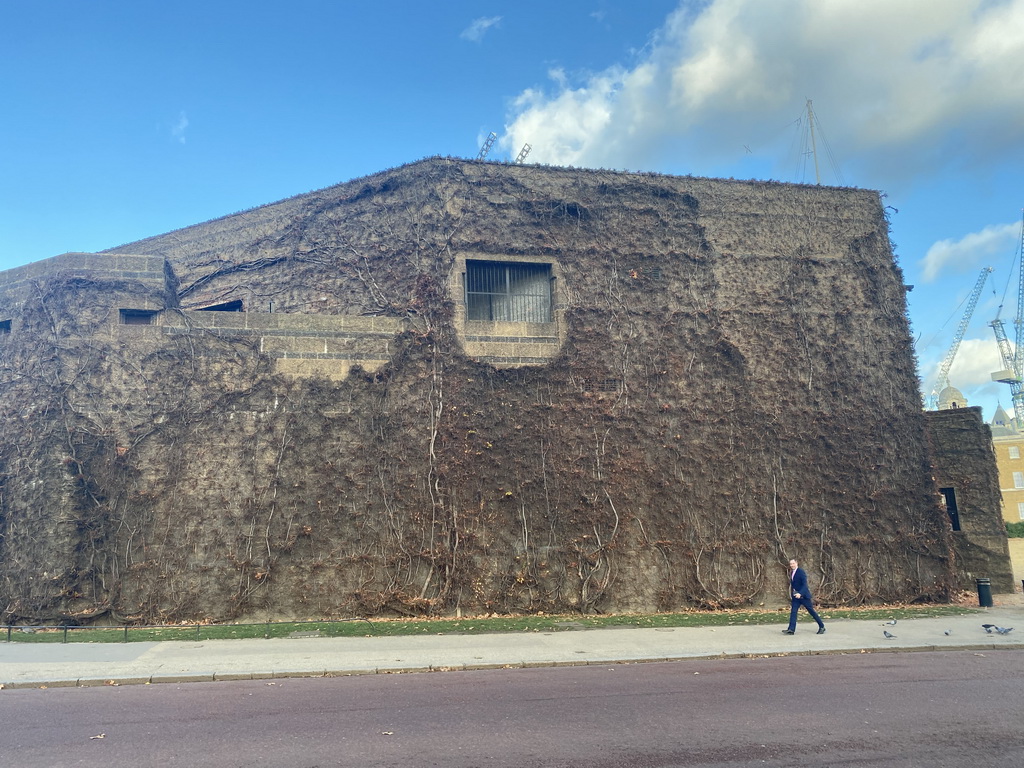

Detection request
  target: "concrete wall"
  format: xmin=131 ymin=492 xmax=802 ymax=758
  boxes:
xmin=0 ymin=252 xmax=176 ymax=329
xmin=925 ymin=407 xmax=1015 ymax=592
xmin=0 ymin=253 xmax=405 ymax=384
xmin=168 ymin=310 xmax=403 ymax=380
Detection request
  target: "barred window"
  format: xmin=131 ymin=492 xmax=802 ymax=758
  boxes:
xmin=466 ymin=260 xmax=552 ymax=323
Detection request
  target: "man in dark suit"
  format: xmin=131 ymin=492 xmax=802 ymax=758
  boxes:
xmin=782 ymin=558 xmax=825 ymax=635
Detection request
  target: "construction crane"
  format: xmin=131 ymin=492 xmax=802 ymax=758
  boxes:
xmin=990 ymin=211 xmax=1024 ymax=425
xmin=930 ymin=266 xmax=993 ymax=409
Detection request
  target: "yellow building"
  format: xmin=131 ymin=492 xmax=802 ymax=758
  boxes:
xmin=990 ymin=405 xmax=1024 ymax=525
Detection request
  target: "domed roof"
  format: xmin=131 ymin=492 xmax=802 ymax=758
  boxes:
xmin=937 ymin=385 xmax=968 ymax=411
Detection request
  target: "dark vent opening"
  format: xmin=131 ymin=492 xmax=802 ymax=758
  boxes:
xmin=0 ymin=319 xmax=10 ymax=334
xmin=198 ymin=300 xmax=244 ymax=312
xmin=939 ymin=487 xmax=961 ymax=531
xmin=120 ymin=309 xmax=158 ymax=326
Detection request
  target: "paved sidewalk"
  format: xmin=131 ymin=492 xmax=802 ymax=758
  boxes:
xmin=2 ymin=603 xmax=1022 ymax=690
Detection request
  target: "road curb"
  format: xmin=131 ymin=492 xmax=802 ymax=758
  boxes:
xmin=4 ymin=642 xmax=1023 ymax=690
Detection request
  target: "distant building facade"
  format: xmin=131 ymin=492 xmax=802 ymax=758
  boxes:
xmin=989 ymin=405 xmax=1024 ymax=525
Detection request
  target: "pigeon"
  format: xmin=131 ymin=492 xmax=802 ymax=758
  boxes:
xmin=995 ymin=627 xmax=1014 ymax=635
xmin=883 ymin=630 xmax=896 ymax=639
xmin=944 ymin=630 xmax=952 ymax=636
xmin=982 ymin=624 xmax=996 ymax=633
xmin=884 ymin=619 xmax=897 ymax=626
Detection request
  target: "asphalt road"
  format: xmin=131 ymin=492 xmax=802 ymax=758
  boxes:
xmin=3 ymin=649 xmax=1022 ymax=767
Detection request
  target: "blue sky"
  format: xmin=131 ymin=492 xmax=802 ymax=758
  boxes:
xmin=3 ymin=0 xmax=1024 ymax=422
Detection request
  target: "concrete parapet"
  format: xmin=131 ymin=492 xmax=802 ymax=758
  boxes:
xmin=0 ymin=252 xmax=168 ymax=287
xmin=179 ymin=310 xmax=404 ymax=336
xmin=273 ymin=357 xmax=389 ymax=380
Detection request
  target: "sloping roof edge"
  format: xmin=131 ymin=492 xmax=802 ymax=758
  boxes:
xmin=103 ymin=155 xmax=876 ymax=255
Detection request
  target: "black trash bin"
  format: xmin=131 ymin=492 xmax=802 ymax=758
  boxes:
xmin=976 ymin=578 xmax=993 ymax=607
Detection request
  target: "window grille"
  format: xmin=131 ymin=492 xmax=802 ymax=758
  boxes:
xmin=1018 ymin=502 xmax=1024 ymax=521
xmin=466 ymin=260 xmax=552 ymax=323
xmin=1010 ymin=446 xmax=1020 ymax=459
xmin=1014 ymin=472 xmax=1024 ymax=489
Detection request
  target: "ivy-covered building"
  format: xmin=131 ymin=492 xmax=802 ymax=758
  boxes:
xmin=0 ymin=157 xmax=968 ymax=623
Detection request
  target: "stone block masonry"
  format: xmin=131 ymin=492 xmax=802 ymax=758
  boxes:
xmin=0 ymin=157 xmax=969 ymax=624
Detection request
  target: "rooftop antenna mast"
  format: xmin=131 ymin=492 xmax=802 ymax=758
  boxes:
xmin=806 ymin=99 xmax=821 ymax=185
xmin=797 ymin=99 xmax=844 ymax=185
xmin=477 ymin=132 xmax=497 ymax=160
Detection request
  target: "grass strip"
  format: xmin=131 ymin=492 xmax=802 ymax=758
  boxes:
xmin=3 ymin=603 xmax=978 ymax=644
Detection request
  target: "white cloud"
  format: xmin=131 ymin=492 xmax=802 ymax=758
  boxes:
xmin=460 ymin=16 xmax=502 ymax=43
xmin=919 ymin=333 xmax=1016 ymax=413
xmin=548 ymin=67 xmax=568 ymax=89
xmin=921 ymin=221 xmax=1020 ymax=282
xmin=501 ymin=0 xmax=1024 ymax=182
xmin=924 ymin=335 xmax=1005 ymax=395
xmin=171 ymin=111 xmax=189 ymax=144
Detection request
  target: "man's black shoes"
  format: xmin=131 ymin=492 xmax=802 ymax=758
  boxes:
xmin=816 ymin=627 xmax=826 ymax=635
xmin=782 ymin=629 xmax=795 ymax=635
